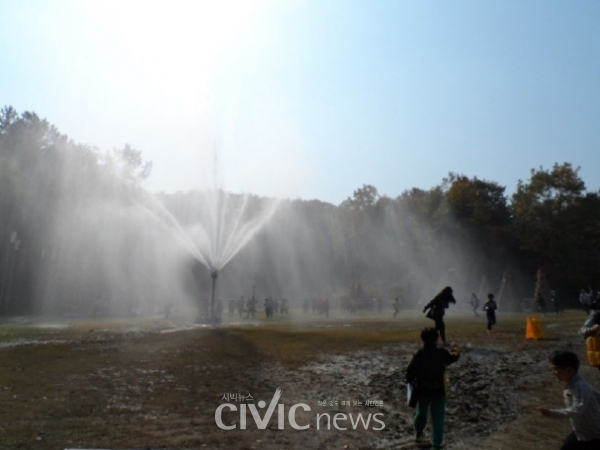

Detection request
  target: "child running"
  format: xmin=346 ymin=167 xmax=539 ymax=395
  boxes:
xmin=483 ymin=293 xmax=497 ymax=333
xmin=538 ymin=350 xmax=600 ymax=449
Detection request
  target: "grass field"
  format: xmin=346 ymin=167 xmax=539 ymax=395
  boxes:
xmin=0 ymin=309 xmax=595 ymax=449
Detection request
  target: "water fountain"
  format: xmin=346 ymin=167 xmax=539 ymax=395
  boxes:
xmin=134 ymin=185 xmax=280 ymax=323
xmin=186 ymin=188 xmax=280 ymax=323
xmin=31 ymin=143 xmax=280 ymax=323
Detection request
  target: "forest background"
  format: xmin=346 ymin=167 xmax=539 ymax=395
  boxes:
xmin=1 ymin=106 xmax=598 ymax=317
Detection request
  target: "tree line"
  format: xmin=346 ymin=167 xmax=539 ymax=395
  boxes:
xmin=0 ymin=106 xmax=598 ymax=316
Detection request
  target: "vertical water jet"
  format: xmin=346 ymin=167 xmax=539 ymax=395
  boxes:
xmin=210 ymin=269 xmax=218 ymax=323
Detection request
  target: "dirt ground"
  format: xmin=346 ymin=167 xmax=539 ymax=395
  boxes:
xmin=0 ymin=310 xmax=595 ymax=450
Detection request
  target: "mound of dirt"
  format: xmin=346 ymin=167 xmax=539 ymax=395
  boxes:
xmin=283 ymin=334 xmax=581 ymax=449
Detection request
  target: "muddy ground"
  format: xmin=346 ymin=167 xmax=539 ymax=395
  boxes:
xmin=251 ymin=335 xmax=581 ymax=450
xmin=0 ymin=312 xmax=593 ymax=449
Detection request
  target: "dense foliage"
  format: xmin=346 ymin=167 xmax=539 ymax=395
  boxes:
xmin=0 ymin=106 xmax=598 ymax=315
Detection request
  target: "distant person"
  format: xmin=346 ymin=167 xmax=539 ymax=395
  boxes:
xmin=406 ymin=327 xmax=460 ymax=450
xmin=164 ymin=302 xmax=172 ymax=319
xmin=264 ymin=297 xmax=273 ymax=319
xmin=551 ymin=291 xmax=563 ymax=315
xmin=237 ymin=296 xmax=245 ymax=319
xmin=422 ymin=286 xmax=457 ymax=345
xmin=323 ymin=298 xmax=330 ymax=318
xmin=303 ymin=298 xmax=310 ymax=314
xmin=246 ymin=297 xmax=257 ymax=320
xmin=538 ymin=350 xmax=600 ymax=449
xmin=536 ymin=292 xmax=548 ymax=316
xmin=280 ymin=298 xmax=289 ymax=316
xmin=393 ymin=297 xmax=401 ymax=318
xmin=470 ymin=293 xmax=480 ymax=317
xmin=483 ymin=293 xmax=497 ymax=333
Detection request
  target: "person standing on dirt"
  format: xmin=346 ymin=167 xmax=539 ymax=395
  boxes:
xmin=483 ymin=293 xmax=497 ymax=333
xmin=422 ymin=286 xmax=456 ymax=345
xmin=470 ymin=293 xmax=480 ymax=317
xmin=538 ymin=350 xmax=600 ymax=449
xmin=578 ymin=302 xmax=600 ymax=374
xmin=406 ymin=327 xmax=461 ymax=450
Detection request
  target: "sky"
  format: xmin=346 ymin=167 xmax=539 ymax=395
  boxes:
xmin=1 ymin=0 xmax=600 ymax=205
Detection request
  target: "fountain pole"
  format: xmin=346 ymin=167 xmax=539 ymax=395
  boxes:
xmin=210 ymin=270 xmax=218 ymax=323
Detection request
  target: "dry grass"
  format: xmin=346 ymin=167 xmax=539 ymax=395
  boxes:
xmin=233 ymin=323 xmax=420 ymax=366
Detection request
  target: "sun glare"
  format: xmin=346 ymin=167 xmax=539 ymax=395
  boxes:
xmin=79 ymin=0 xmax=263 ymax=111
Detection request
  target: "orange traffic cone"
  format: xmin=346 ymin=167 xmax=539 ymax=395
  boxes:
xmin=525 ymin=316 xmax=544 ymax=340
xmin=586 ymin=336 xmax=600 ymax=367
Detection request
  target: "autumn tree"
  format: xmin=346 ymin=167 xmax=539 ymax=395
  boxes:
xmin=510 ymin=162 xmax=598 ymax=293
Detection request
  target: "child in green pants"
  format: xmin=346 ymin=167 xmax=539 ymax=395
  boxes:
xmin=406 ymin=327 xmax=460 ymax=450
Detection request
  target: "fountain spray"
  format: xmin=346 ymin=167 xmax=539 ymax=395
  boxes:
xmin=210 ymin=269 xmax=218 ymax=323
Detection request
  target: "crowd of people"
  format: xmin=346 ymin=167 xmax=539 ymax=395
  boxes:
xmin=226 ymin=296 xmax=291 ymax=320
xmin=225 ymin=294 xmax=405 ymax=320
xmin=221 ymin=287 xmax=519 ymax=327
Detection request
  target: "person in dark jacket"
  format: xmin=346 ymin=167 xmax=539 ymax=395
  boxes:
xmin=483 ymin=293 xmax=497 ymax=333
xmin=422 ymin=286 xmax=457 ymax=344
xmin=406 ymin=327 xmax=461 ymax=450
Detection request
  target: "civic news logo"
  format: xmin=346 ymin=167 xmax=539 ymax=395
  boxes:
xmin=215 ymin=388 xmax=385 ymax=431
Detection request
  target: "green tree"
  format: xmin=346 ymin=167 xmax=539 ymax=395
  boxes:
xmin=114 ymin=143 xmax=153 ymax=181
xmin=511 ymin=162 xmax=585 ymax=256
xmin=396 ymin=187 xmax=445 ymax=228
xmin=510 ymin=162 xmax=595 ymax=293
xmin=0 ymin=106 xmax=18 ymax=133
xmin=340 ymin=184 xmax=379 ymax=211
xmin=444 ymin=173 xmax=510 ymax=229
xmin=338 ymin=185 xmax=379 ymax=283
xmin=0 ymin=106 xmax=155 ymax=315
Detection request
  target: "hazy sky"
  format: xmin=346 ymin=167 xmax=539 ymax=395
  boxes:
xmin=1 ymin=0 xmax=599 ymax=204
